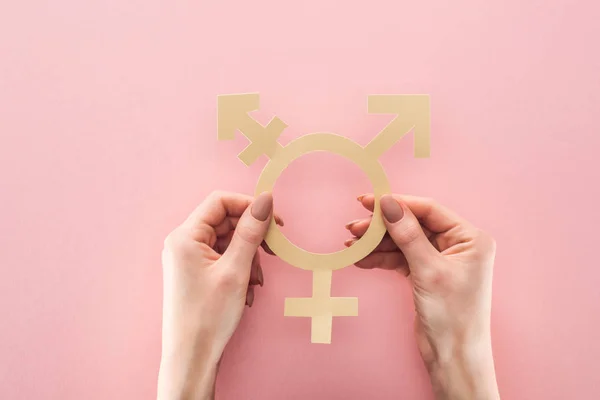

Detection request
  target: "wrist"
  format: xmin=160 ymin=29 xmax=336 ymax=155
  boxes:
xmin=158 ymin=355 xmax=220 ymax=400
xmin=427 ymin=339 xmax=500 ymax=400
xmin=157 ymin=333 xmax=223 ymax=400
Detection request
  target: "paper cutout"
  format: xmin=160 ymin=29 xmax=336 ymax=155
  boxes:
xmin=284 ymin=270 xmax=358 ymax=343
xmin=217 ymin=93 xmax=430 ymax=343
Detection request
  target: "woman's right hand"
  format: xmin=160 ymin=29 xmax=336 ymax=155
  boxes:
xmin=346 ymin=194 xmax=500 ymax=400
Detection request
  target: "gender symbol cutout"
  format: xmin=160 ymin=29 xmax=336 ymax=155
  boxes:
xmin=217 ymin=94 xmax=430 ymax=343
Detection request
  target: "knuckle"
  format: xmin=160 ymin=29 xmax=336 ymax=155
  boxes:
xmin=235 ymin=223 xmax=264 ymax=246
xmin=162 ymin=228 xmax=200 ymax=259
xmin=420 ymin=266 xmax=455 ymax=292
xmin=215 ymin=269 xmax=245 ymax=290
xmin=418 ymin=196 xmax=438 ymax=211
xmin=207 ymin=190 xmax=225 ymax=201
xmin=163 ymin=229 xmax=184 ymax=251
xmin=432 ymin=268 xmax=452 ymax=287
xmin=422 ymin=197 xmax=437 ymax=207
xmin=474 ymin=229 xmax=496 ymax=250
xmin=471 ymin=229 xmax=497 ymax=263
xmin=396 ymin=221 xmax=423 ymax=245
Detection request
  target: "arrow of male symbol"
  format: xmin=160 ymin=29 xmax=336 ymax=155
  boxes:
xmin=217 ymin=93 xmax=431 ymax=163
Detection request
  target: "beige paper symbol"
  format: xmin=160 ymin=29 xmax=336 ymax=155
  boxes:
xmin=218 ymin=93 xmax=430 ymax=343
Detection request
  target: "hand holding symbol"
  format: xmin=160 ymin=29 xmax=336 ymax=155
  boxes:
xmin=157 ymin=94 xmax=500 ymax=400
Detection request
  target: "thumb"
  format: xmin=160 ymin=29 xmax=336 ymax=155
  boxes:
xmin=223 ymin=192 xmax=273 ymax=266
xmin=380 ymin=195 xmax=439 ymax=268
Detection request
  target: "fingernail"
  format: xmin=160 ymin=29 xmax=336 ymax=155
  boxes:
xmin=262 ymin=242 xmax=275 ymax=255
xmin=344 ymin=238 xmax=356 ymax=247
xmin=247 ymin=288 xmax=255 ymax=307
xmin=345 ymin=219 xmax=360 ymax=230
xmin=357 ymin=194 xmax=368 ymax=202
xmin=251 ymin=192 xmax=273 ymax=221
xmin=380 ymin=195 xmax=404 ymax=223
xmin=258 ymin=267 xmax=264 ymax=287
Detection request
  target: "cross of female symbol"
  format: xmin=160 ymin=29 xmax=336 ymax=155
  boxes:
xmin=217 ymin=93 xmax=430 ymax=343
xmin=284 ymin=270 xmax=358 ymax=344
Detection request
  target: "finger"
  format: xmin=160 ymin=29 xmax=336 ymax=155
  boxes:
xmin=184 ymin=191 xmax=254 ymax=229
xmin=357 ymin=194 xmax=376 ymax=212
xmin=245 ymin=285 xmax=255 ymax=307
xmin=345 ymin=235 xmax=398 ymax=252
xmin=214 ymin=217 xmax=237 ymax=237
xmin=346 ymin=218 xmax=372 ymax=238
xmin=261 ymin=241 xmax=275 ymax=255
xmin=222 ymin=192 xmax=273 ymax=273
xmin=380 ymin=195 xmax=440 ymax=267
xmin=396 ymin=195 xmax=467 ymax=233
xmin=249 ymin=252 xmax=262 ymax=286
xmin=213 ymin=213 xmax=284 ymax=237
xmin=347 ymin=216 xmax=434 ymax=240
xmin=214 ymin=231 xmax=234 ymax=254
xmin=273 ymin=214 xmax=285 ymax=227
xmin=215 ymin=229 xmax=275 ymax=257
xmin=359 ymin=193 xmax=467 ymax=233
xmin=354 ymin=251 xmax=409 ymax=275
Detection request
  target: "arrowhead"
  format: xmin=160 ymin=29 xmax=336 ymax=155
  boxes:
xmin=367 ymin=95 xmax=430 ymax=158
xmin=217 ymin=93 xmax=260 ymax=140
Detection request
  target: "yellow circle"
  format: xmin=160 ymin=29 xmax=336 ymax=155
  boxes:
xmin=255 ymin=133 xmax=390 ymax=271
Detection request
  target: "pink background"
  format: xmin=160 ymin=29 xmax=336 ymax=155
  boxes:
xmin=1 ymin=1 xmax=599 ymax=399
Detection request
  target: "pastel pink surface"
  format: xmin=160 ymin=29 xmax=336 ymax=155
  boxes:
xmin=1 ymin=1 xmax=599 ymax=399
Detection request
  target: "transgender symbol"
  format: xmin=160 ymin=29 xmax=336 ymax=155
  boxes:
xmin=217 ymin=93 xmax=430 ymax=343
